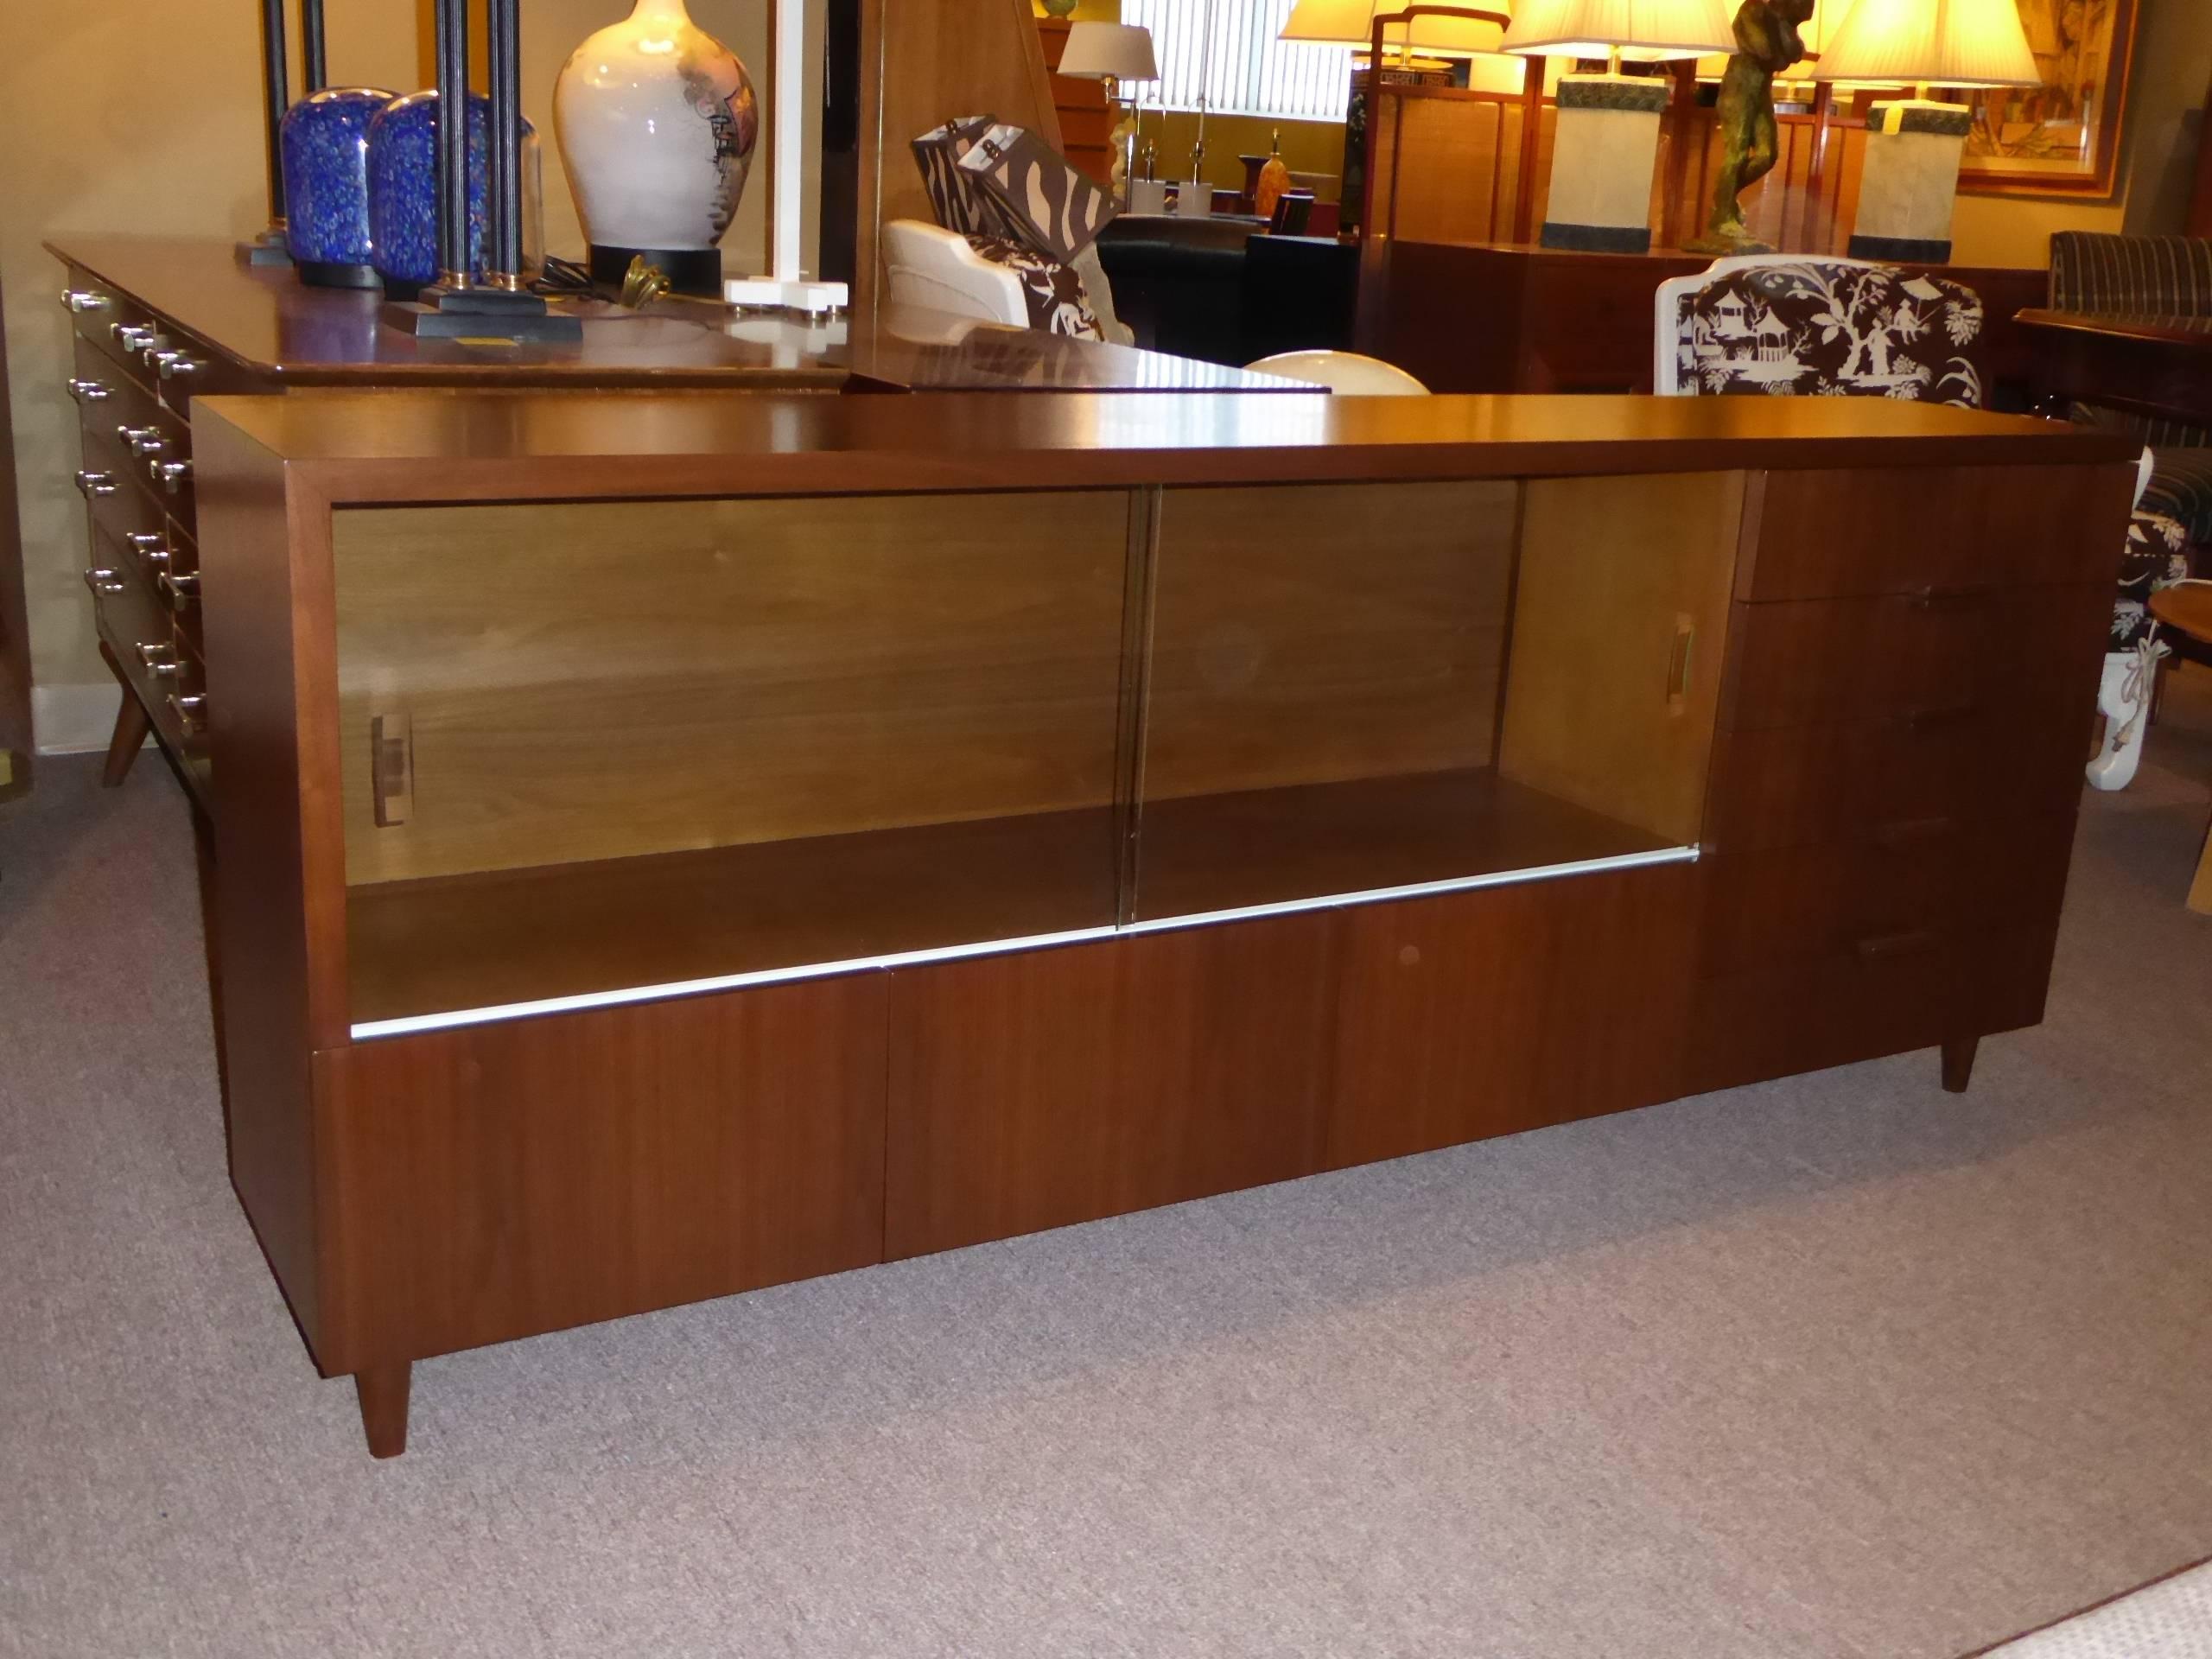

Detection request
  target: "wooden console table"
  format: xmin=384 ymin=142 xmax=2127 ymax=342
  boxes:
xmin=2017 ymin=308 xmax=2212 ymax=430
xmin=1363 ymin=241 xmax=2051 ymax=405
xmin=188 ymin=388 xmax=2133 ymax=1455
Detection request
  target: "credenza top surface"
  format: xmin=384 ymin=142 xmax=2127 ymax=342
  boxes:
xmin=47 ymin=235 xmax=1294 ymax=394
xmin=194 ymin=385 xmax=2137 ymax=504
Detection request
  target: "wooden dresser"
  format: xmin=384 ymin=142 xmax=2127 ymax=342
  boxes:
xmin=186 ymin=389 xmax=2132 ymax=1456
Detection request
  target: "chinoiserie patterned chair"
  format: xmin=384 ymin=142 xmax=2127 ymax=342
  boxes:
xmin=1656 ymin=254 xmax=2186 ymax=791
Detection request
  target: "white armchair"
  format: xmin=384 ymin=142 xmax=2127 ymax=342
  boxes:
xmin=882 ymin=220 xmax=1028 ymax=328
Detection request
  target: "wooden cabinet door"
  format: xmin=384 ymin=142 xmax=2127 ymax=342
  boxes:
xmin=884 ymin=914 xmax=1340 ymax=1259
xmin=1326 ymin=867 xmax=1700 ymax=1168
xmin=313 ymin=976 xmax=889 ymax=1373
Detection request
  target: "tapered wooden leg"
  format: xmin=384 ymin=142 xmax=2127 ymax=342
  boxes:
xmin=2187 ymin=810 xmax=2212 ymax=916
xmin=1941 ymin=1036 xmax=1979 ymax=1095
xmin=354 ymin=1362 xmax=412 ymax=1459
xmin=99 ymin=688 xmax=151 ymax=788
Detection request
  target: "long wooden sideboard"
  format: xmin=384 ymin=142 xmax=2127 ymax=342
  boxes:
xmin=179 ymin=389 xmax=2134 ymax=1456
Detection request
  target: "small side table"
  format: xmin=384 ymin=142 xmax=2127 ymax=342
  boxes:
xmin=2148 ymin=582 xmax=2212 ymax=914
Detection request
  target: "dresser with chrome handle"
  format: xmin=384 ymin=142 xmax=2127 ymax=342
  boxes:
xmin=59 ymin=273 xmax=226 ymax=803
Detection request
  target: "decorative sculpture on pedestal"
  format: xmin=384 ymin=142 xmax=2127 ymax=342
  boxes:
xmin=1687 ymin=0 xmax=1816 ymax=254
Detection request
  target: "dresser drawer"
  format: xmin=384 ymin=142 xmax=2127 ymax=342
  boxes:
xmin=1722 ymin=584 xmax=2111 ymax=731
xmin=1696 ymin=810 xmax=2078 ymax=976
xmin=1740 ymin=464 xmax=2138 ymax=602
xmin=1688 ymin=921 xmax=2057 ymax=1096
xmin=1704 ymin=697 xmax=2094 ymax=856
xmin=67 ymin=271 xmax=168 ymax=391
xmin=87 ymin=531 xmax=208 ymax=774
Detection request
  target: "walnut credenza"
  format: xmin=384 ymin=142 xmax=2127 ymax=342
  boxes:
xmin=186 ymin=390 xmax=2133 ymax=1456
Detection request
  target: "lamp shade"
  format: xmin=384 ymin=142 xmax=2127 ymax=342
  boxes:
xmin=1279 ymin=0 xmax=1511 ymax=58
xmin=1058 ymin=21 xmax=1160 ymax=81
xmin=1502 ymin=0 xmax=1736 ymax=60
xmin=1812 ymin=0 xmax=2038 ymax=88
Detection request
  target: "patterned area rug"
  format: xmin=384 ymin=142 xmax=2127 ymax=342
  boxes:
xmin=1980 ymin=1560 xmax=2212 ymax=1656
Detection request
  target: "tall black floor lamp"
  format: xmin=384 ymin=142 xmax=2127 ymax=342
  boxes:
xmin=245 ymin=0 xmax=327 ymax=263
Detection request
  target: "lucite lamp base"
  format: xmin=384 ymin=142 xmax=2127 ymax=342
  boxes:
xmin=382 ymin=284 xmax=582 ymax=341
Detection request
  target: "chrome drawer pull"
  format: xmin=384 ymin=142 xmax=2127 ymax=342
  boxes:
xmin=61 ymin=288 xmax=112 ymax=313
xmin=118 ymin=424 xmax=167 ymax=456
xmin=158 ymin=356 xmax=205 ymax=381
xmin=73 ymin=469 xmax=118 ymax=499
xmin=125 ymin=531 xmax=171 ymax=571
xmin=168 ymin=692 xmax=207 ymax=733
xmin=111 ymin=322 xmax=158 ymax=352
xmin=136 ymin=641 xmax=181 ymax=677
xmin=67 ymin=376 xmax=111 ymax=404
xmin=149 ymin=458 xmax=192 ymax=494
xmin=159 ymin=571 xmax=200 ymax=607
xmin=83 ymin=566 xmax=127 ymax=595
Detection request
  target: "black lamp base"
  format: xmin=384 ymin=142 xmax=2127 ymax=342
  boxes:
xmin=238 ymin=227 xmax=294 ymax=268
xmin=588 ymin=243 xmax=723 ymax=298
xmin=382 ymin=283 xmax=583 ymax=343
xmin=297 ymin=260 xmax=383 ymax=291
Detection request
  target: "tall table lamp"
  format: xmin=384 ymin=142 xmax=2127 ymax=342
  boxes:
xmin=1814 ymin=0 xmax=2037 ymax=263
xmin=1280 ymin=0 xmax=1527 ymax=235
xmin=1503 ymin=0 xmax=1738 ymax=253
xmin=1058 ymin=22 xmax=1160 ymax=206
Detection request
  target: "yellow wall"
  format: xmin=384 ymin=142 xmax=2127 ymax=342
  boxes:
xmin=0 ymin=0 xmax=789 ymax=713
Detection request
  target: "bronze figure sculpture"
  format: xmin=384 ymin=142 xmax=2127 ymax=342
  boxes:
xmin=1688 ymin=0 xmax=1816 ymax=254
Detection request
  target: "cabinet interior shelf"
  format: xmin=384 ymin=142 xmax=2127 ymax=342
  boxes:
xmin=345 ymin=768 xmax=1681 ymax=1035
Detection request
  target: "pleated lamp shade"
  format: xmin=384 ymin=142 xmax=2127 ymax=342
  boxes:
xmin=1813 ymin=0 xmax=2039 ymax=87
xmin=1501 ymin=0 xmax=1737 ymax=60
xmin=1278 ymin=0 xmax=1513 ymax=59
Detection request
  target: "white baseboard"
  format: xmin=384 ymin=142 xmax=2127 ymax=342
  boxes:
xmin=32 ymin=681 xmax=129 ymax=756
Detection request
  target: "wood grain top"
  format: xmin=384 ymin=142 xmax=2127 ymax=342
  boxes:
xmin=2016 ymin=308 xmax=2212 ymax=348
xmin=47 ymin=236 xmax=1294 ymax=394
xmin=194 ymin=385 xmax=2137 ymax=504
xmin=2149 ymin=582 xmax=2212 ymax=642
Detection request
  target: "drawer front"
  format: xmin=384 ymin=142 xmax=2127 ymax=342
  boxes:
xmin=1723 ymin=584 xmax=2111 ymax=731
xmin=1696 ymin=810 xmax=2078 ymax=976
xmin=1688 ymin=922 xmax=2057 ymax=1096
xmin=73 ymin=337 xmax=194 ymax=535
xmin=1741 ymin=464 xmax=2138 ymax=602
xmin=87 ymin=529 xmax=209 ymax=775
xmin=67 ymin=271 xmax=166 ymax=391
xmin=1704 ymin=698 xmax=2094 ymax=856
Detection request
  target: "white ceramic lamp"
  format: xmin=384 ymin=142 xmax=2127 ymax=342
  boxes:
xmin=1815 ymin=0 xmax=2037 ymax=263
xmin=1059 ymin=22 xmax=1160 ymax=204
xmin=553 ymin=0 xmax=760 ymax=297
xmin=1505 ymin=0 xmax=1736 ymax=252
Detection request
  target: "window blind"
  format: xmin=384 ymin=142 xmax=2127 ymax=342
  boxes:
xmin=1120 ymin=0 xmax=1353 ymax=122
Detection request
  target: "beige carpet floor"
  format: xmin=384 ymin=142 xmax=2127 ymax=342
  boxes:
xmin=3 ymin=677 xmax=2210 ymax=1659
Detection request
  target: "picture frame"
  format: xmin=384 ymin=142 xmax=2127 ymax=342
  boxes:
xmin=1959 ymin=0 xmax=2139 ymax=199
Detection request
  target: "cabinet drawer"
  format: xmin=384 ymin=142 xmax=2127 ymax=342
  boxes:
xmin=1723 ymin=585 xmax=2110 ymax=731
xmin=1704 ymin=699 xmax=2094 ymax=856
xmin=67 ymin=272 xmax=167 ymax=391
xmin=1688 ymin=922 xmax=2057 ymax=1096
xmin=1741 ymin=465 xmax=2137 ymax=601
xmin=1697 ymin=810 xmax=2078 ymax=976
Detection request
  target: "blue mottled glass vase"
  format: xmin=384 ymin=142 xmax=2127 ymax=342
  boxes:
xmin=365 ymin=90 xmax=544 ymax=296
xmin=280 ymin=87 xmax=397 ymax=289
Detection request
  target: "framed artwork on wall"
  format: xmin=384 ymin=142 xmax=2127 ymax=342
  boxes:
xmin=1960 ymin=0 xmax=2139 ymax=199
